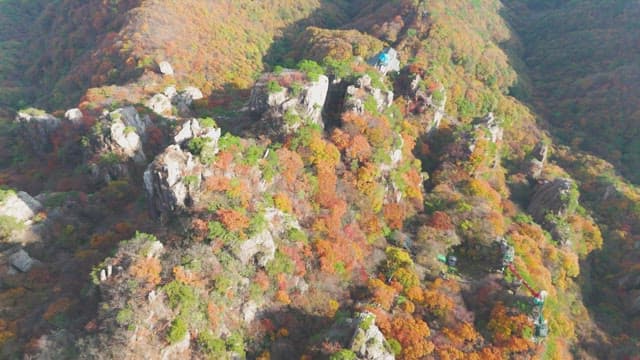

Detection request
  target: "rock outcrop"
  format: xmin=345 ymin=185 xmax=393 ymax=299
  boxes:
xmin=64 ymin=108 xmax=84 ymax=124
xmin=473 ymin=112 xmax=503 ymax=144
xmin=173 ymin=118 xmax=221 ymax=146
xmin=144 ymin=145 xmax=203 ymax=219
xmin=158 ymin=61 xmax=174 ymax=76
xmin=15 ymin=109 xmax=62 ymax=154
xmin=147 ymin=93 xmax=173 ymax=116
xmin=344 ymin=74 xmax=394 ymax=115
xmin=249 ymin=70 xmax=329 ymax=137
xmin=526 ymin=141 xmax=549 ymax=180
xmin=349 ymin=312 xmax=395 ymax=360
xmin=528 ymin=178 xmax=574 ymax=222
xmin=0 ymin=191 xmax=43 ymax=222
xmin=8 ymin=248 xmax=36 ymax=272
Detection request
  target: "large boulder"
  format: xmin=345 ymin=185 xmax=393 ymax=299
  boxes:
xmin=0 ymin=191 xmax=43 ymax=222
xmin=147 ymin=93 xmax=173 ymax=116
xmin=172 ymin=86 xmax=204 ymax=114
xmin=249 ymin=70 xmax=329 ymax=137
xmin=15 ymin=109 xmax=61 ymax=154
xmin=526 ymin=141 xmax=549 ymax=180
xmin=144 ymin=145 xmax=203 ymax=218
xmin=158 ymin=61 xmax=174 ymax=76
xmin=64 ymin=108 xmax=84 ymax=124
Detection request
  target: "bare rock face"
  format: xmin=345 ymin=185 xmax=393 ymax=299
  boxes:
xmin=526 ymin=141 xmax=549 ymax=180
xmin=8 ymin=248 xmax=36 ymax=272
xmin=249 ymin=70 xmax=329 ymax=137
xmin=235 ymin=230 xmax=276 ymax=267
xmin=15 ymin=109 xmax=61 ymax=154
xmin=528 ymin=178 xmax=574 ymax=222
xmin=473 ymin=112 xmax=503 ymax=143
xmin=144 ymin=145 xmax=202 ymax=219
xmin=147 ymin=93 xmax=173 ymax=116
xmin=0 ymin=191 xmax=43 ymax=222
xmin=172 ymin=86 xmax=204 ymax=114
xmin=344 ymin=74 xmax=394 ymax=115
xmin=349 ymin=312 xmax=395 ymax=360
xmin=64 ymin=108 xmax=84 ymax=124
xmin=174 ymin=118 xmax=221 ymax=146
xmin=158 ymin=61 xmax=174 ymax=76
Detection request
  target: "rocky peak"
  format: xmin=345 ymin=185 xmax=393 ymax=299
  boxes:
xmin=173 ymin=118 xmax=221 ymax=146
xmin=144 ymin=145 xmax=203 ymax=219
xmin=249 ymin=69 xmax=329 ymax=137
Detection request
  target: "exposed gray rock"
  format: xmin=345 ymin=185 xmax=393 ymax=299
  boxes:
xmin=174 ymin=118 xmax=221 ymax=146
xmin=0 ymin=191 xmax=42 ymax=222
xmin=172 ymin=86 xmax=204 ymax=114
xmin=64 ymin=108 xmax=84 ymax=124
xmin=249 ymin=70 xmax=329 ymax=137
xmin=158 ymin=61 xmax=174 ymax=76
xmin=9 ymin=249 xmax=35 ymax=272
xmin=344 ymin=74 xmax=394 ymax=115
xmin=147 ymin=93 xmax=173 ymax=116
xmin=144 ymin=145 xmax=202 ymax=218
xmin=15 ymin=110 xmax=61 ymax=154
xmin=164 ymin=86 xmax=178 ymax=99
xmin=234 ymin=229 xmax=276 ymax=267
xmin=349 ymin=312 xmax=395 ymax=360
xmin=473 ymin=112 xmax=503 ymax=143
xmin=242 ymin=301 xmax=258 ymax=324
xmin=526 ymin=141 xmax=549 ymax=180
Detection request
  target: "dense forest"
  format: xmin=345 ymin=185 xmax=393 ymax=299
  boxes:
xmin=0 ymin=0 xmax=638 ymax=359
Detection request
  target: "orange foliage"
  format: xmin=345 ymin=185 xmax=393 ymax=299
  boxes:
xmin=428 ymin=211 xmax=454 ymax=231
xmin=390 ymin=314 xmax=434 ymax=360
xmin=217 ymin=208 xmax=250 ymax=232
xmin=273 ymin=192 xmax=293 ymax=214
xmin=383 ymin=203 xmax=405 ymax=230
xmin=130 ymin=257 xmax=162 ymax=286
xmin=43 ymin=298 xmax=74 ymax=321
xmin=205 ymin=175 xmax=231 ymax=192
xmin=368 ymin=278 xmax=398 ymax=311
xmin=487 ymin=302 xmax=534 ymax=354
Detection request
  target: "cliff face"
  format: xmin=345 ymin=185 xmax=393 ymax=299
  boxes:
xmin=0 ymin=0 xmax=639 ymax=359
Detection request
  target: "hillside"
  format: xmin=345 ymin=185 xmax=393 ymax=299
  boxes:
xmin=0 ymin=0 xmax=638 ymax=359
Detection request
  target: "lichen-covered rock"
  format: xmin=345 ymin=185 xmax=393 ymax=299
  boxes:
xmin=147 ymin=93 xmax=173 ymax=116
xmin=234 ymin=229 xmax=276 ymax=267
xmin=15 ymin=109 xmax=61 ymax=154
xmin=249 ymin=69 xmax=329 ymax=137
xmin=144 ymin=145 xmax=202 ymax=218
xmin=349 ymin=312 xmax=395 ymax=360
xmin=344 ymin=74 xmax=394 ymax=115
xmin=0 ymin=191 xmax=42 ymax=222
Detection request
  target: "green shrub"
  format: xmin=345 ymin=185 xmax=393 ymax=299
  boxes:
xmin=385 ymin=338 xmax=402 ymax=356
xmin=267 ymin=80 xmax=283 ymax=94
xmin=0 ymin=215 xmax=24 ymax=239
xmin=330 ymin=349 xmax=357 ymax=360
xmin=187 ymin=137 xmax=212 ymax=156
xmin=217 ymin=133 xmax=241 ymax=151
xmin=226 ymin=332 xmax=245 ymax=356
xmin=198 ymin=331 xmax=226 ymax=356
xmin=199 ymin=117 xmax=217 ymax=128
xmin=297 ymin=59 xmax=324 ymax=82
xmin=167 ymin=316 xmax=188 ymax=344
xmin=164 ymin=281 xmax=198 ymax=312
xmin=116 ymin=307 xmax=134 ymax=325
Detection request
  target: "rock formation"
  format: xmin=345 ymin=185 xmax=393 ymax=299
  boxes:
xmin=344 ymin=74 xmax=394 ymax=115
xmin=144 ymin=145 xmax=203 ymax=219
xmin=14 ymin=109 xmax=62 ymax=155
xmin=349 ymin=312 xmax=395 ymax=360
xmin=249 ymin=69 xmax=329 ymax=137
